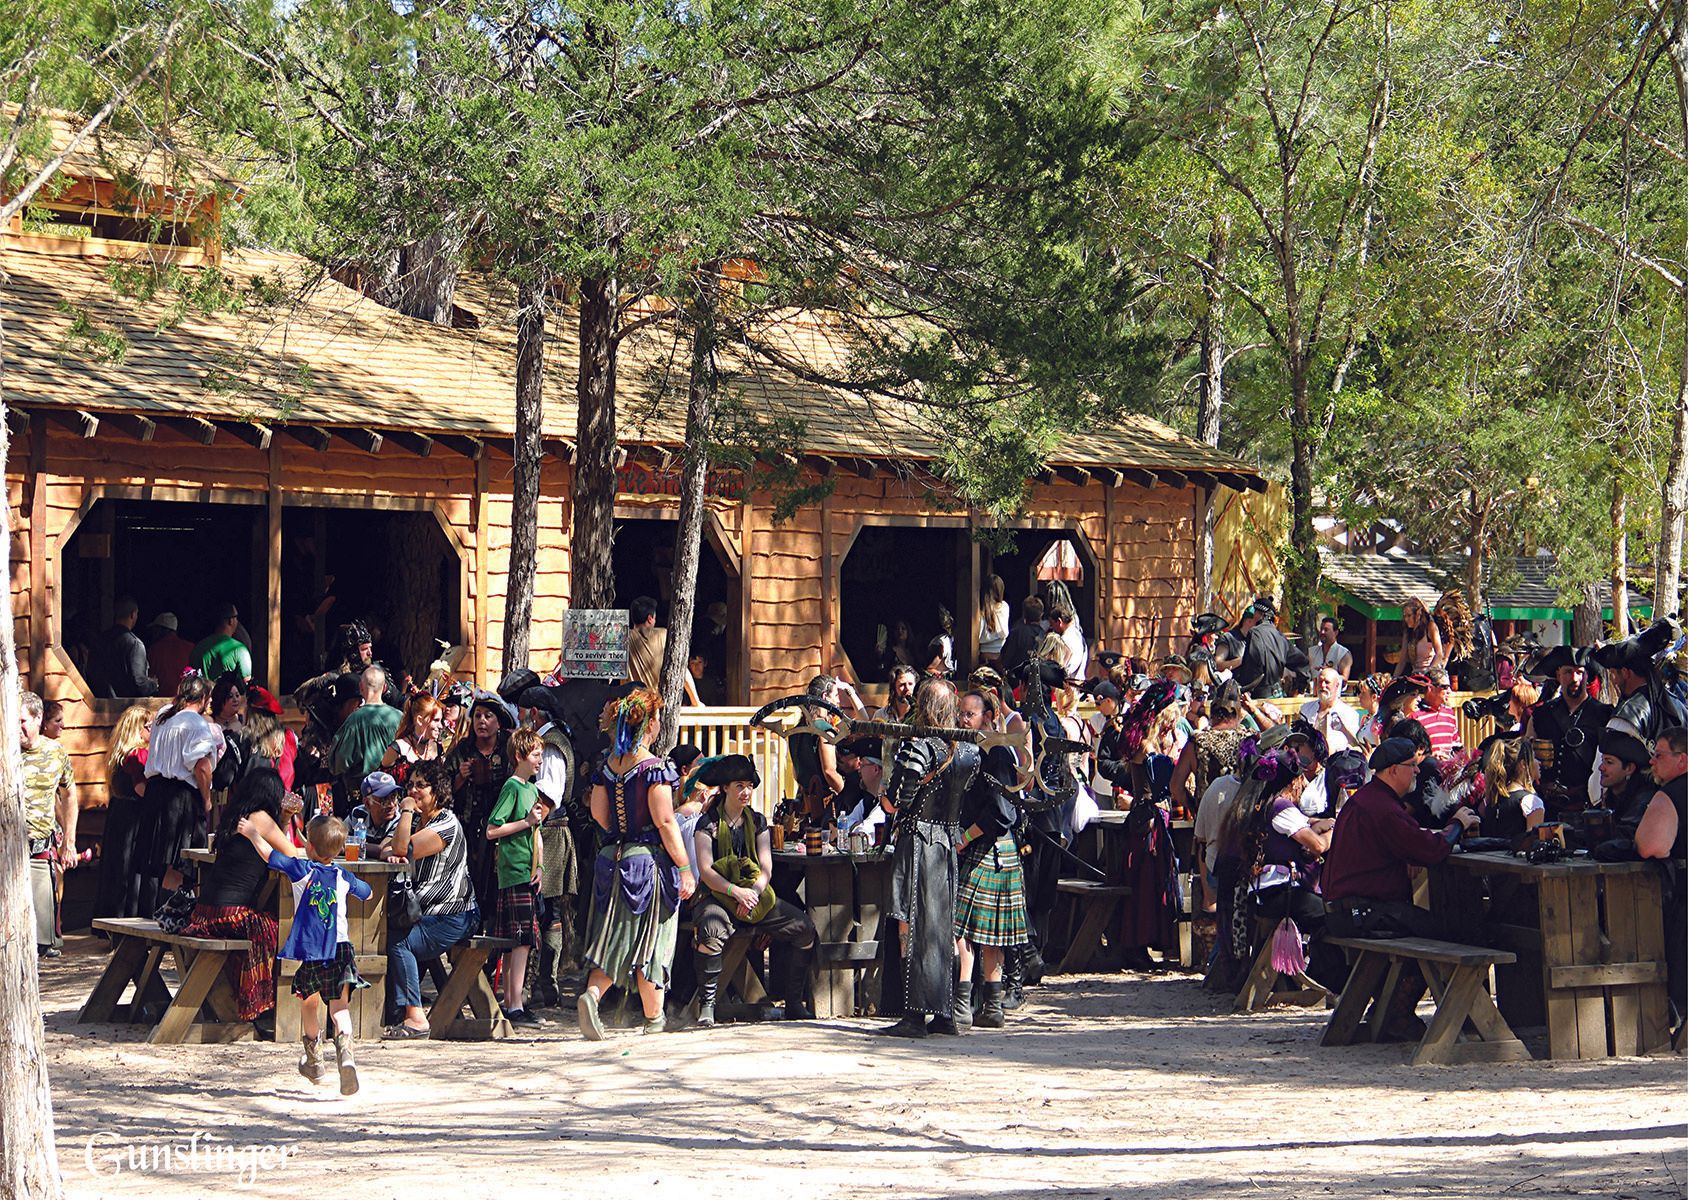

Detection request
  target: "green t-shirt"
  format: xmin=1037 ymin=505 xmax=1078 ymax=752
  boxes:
xmin=329 ymin=703 xmax=403 ymax=778
xmin=489 ymin=776 xmax=538 ymax=889
xmin=192 ymin=634 xmax=252 ymax=682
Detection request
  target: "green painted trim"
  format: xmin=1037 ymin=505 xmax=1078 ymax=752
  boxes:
xmin=1325 ymin=586 xmax=1395 ymax=621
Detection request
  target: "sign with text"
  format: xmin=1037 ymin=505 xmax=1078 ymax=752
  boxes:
xmin=558 ymin=608 xmax=631 ymax=680
xmin=615 ymin=459 xmax=746 ymax=501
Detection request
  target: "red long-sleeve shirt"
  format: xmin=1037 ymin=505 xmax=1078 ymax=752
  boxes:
xmin=1322 ymin=778 xmax=1455 ymax=904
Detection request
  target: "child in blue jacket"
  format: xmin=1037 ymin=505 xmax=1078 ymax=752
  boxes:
xmin=239 ymin=813 xmax=372 ymax=1094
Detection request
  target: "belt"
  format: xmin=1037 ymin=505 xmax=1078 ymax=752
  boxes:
xmin=29 ymin=836 xmax=54 ymax=857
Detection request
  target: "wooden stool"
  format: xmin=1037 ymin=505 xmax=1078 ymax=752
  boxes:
xmin=428 ymin=937 xmax=517 ymax=1040
xmin=1054 ymin=880 xmax=1133 ymax=973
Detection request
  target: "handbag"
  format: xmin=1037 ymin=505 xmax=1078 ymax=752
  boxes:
xmin=388 ymin=874 xmax=423 ymax=936
xmin=708 ymin=813 xmax=777 ymax=923
xmin=154 ymin=887 xmax=197 ymax=934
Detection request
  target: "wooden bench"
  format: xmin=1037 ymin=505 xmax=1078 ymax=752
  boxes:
xmin=82 ymin=918 xmax=256 ymax=1045
xmin=1322 ymin=936 xmax=1531 ymax=1066
xmin=1054 ymin=879 xmax=1133 ymax=974
xmin=427 ymin=937 xmax=517 ymax=1041
xmin=1234 ymin=917 xmax=1331 ymax=1012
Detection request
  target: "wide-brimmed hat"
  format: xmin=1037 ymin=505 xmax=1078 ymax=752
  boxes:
xmin=1532 ymin=645 xmax=1593 ymax=676
xmin=697 ymin=753 xmax=761 ymax=788
xmin=1598 ymin=727 xmax=1650 ymax=767
xmin=1380 ymin=675 xmax=1429 ymax=711
xmin=1592 ymin=619 xmax=1679 ymax=674
xmin=1157 ymin=654 xmax=1193 ymax=683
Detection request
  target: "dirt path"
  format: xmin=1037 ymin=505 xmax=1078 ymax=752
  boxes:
xmin=36 ymin=936 xmax=1688 ymax=1199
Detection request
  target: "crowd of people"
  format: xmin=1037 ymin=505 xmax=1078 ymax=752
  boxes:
xmin=21 ymin=582 xmax=1687 ymax=1074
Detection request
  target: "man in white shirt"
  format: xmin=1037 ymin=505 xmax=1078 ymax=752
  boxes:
xmin=1308 ymin=616 xmax=1354 ymax=682
xmin=1047 ymin=605 xmax=1087 ymax=684
xmin=1299 ymin=666 xmax=1361 ymax=754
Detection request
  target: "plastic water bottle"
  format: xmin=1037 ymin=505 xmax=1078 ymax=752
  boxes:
xmin=347 ymin=814 xmax=367 ymax=860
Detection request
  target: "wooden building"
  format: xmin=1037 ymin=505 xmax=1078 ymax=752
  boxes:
xmin=5 ymin=161 xmax=1265 ymax=807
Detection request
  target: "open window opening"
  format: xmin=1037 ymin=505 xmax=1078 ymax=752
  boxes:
xmin=840 ymin=524 xmax=972 ymax=684
xmin=610 ymin=515 xmax=741 ymax=705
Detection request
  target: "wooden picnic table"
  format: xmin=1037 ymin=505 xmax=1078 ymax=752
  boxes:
xmin=1428 ymin=850 xmax=1671 ymax=1059
xmin=771 ymin=846 xmax=892 ymax=1018
xmin=185 ymin=847 xmax=404 ymax=1041
xmin=1057 ymin=810 xmax=1196 ymax=969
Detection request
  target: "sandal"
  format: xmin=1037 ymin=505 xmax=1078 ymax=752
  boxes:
xmin=382 ymin=1023 xmax=430 ymax=1041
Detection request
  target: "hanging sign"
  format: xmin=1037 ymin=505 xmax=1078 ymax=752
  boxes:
xmin=615 ymin=460 xmax=746 ymax=501
xmin=558 ymin=608 xmax=631 ymax=680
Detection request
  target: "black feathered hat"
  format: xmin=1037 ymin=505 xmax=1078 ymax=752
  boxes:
xmin=1532 ymin=645 xmax=1593 ymax=677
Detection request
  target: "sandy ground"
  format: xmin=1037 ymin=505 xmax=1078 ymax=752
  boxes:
xmin=33 ymin=934 xmax=1688 ymax=1200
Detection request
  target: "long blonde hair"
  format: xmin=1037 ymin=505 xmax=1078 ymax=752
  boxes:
xmin=107 ymin=702 xmax=160 ymax=770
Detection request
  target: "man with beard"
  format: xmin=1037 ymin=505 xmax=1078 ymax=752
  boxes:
xmin=1527 ymin=645 xmax=1611 ymax=818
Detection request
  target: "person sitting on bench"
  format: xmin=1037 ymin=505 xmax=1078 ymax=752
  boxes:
xmin=1321 ymin=737 xmax=1479 ymax=1041
xmin=690 ymin=754 xmax=817 ymax=1027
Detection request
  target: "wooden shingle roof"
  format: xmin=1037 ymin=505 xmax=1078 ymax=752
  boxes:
xmin=1 ymin=242 xmax=1264 ymax=487
xmin=1321 ymin=549 xmax=1650 ymax=620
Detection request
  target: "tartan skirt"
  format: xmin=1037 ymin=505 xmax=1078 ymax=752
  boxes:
xmin=290 ymin=942 xmax=368 ymax=1002
xmin=954 ymin=836 xmax=1029 ymax=948
xmin=182 ymin=903 xmax=278 ymax=1021
xmin=490 ymin=882 xmax=540 ymax=946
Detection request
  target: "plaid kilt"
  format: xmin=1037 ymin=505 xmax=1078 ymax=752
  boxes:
xmin=490 ymin=882 xmax=540 ymax=946
xmin=290 ymin=942 xmax=367 ymax=1002
xmin=183 ymin=903 xmax=278 ymax=1021
xmin=954 ymin=836 xmax=1029 ymax=948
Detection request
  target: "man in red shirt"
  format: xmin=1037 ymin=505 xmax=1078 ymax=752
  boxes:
xmin=1416 ymin=668 xmax=1461 ymax=758
xmin=1323 ymin=737 xmax=1479 ymax=939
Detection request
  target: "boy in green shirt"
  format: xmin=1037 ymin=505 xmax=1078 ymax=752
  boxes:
xmin=485 ymin=728 xmax=547 ymax=1026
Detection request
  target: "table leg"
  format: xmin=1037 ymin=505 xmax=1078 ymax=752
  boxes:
xmin=1366 ymin=958 xmax=1406 ymax=1044
xmin=151 ymin=951 xmax=225 ymax=1044
xmin=80 ymin=936 xmax=148 ymax=1023
xmin=857 ymin=861 xmax=889 ymax=1014
xmin=1625 ymin=871 xmax=1672 ymax=1053
xmin=1537 ymin=876 xmax=1581 ymax=1060
xmin=430 ymin=947 xmax=490 ymax=1037
xmin=1323 ymin=951 xmax=1386 ymax=1046
xmin=808 ymin=858 xmax=854 ymax=1017
xmin=1057 ymin=896 xmax=1118 ymax=975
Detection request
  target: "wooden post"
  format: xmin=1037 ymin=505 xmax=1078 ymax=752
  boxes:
xmin=266 ymin=441 xmax=282 ymax=692
xmin=965 ymin=515 xmax=981 ymax=674
xmin=474 ymin=453 xmax=489 ymax=687
xmin=1364 ymin=615 xmax=1378 ymax=677
xmin=27 ymin=415 xmax=47 ymax=691
xmin=738 ymin=497 xmax=755 ymax=703
xmin=1103 ymin=485 xmax=1117 ymax=649
xmin=821 ymin=491 xmax=836 ymax=673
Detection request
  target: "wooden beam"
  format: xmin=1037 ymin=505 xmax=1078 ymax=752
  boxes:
xmin=1122 ymin=467 xmax=1155 ymax=488
xmin=1158 ymin=469 xmax=1189 ymax=489
xmin=738 ymin=497 xmax=755 ymax=702
xmin=1104 ymin=468 xmax=1125 ymax=488
xmin=266 ymin=441 xmax=282 ymax=692
xmin=808 ymin=455 xmax=838 ymax=478
xmin=1216 ymin=471 xmax=1250 ymax=492
xmin=216 ymin=421 xmax=271 ymax=452
xmin=1187 ymin=469 xmax=1219 ymax=490
xmin=331 ymin=426 xmax=382 ymax=454
xmin=474 ymin=453 xmax=489 ymax=688
xmin=845 ymin=457 xmax=877 ymax=479
xmin=105 ymin=412 xmax=157 ymax=442
xmin=543 ymin=438 xmax=574 ymax=462
xmin=436 ymin=434 xmax=484 ymax=461
xmin=45 ymin=408 xmax=100 ymax=438
xmin=821 ymin=490 xmax=836 ymax=674
xmin=6 ymin=407 xmax=30 ymax=440
xmin=387 ymin=430 xmax=433 ymax=457
xmin=158 ymin=415 xmax=217 ymax=445
xmin=1053 ymin=465 xmax=1091 ymax=486
xmin=282 ymin=424 xmax=332 ymax=452
xmin=27 ymin=415 xmax=47 ymax=688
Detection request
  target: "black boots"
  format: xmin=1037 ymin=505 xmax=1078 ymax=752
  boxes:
xmin=975 ymin=981 xmax=1006 ymax=1029
xmin=695 ymin=952 xmax=722 ymax=1028
xmin=783 ymin=949 xmax=814 ymax=1021
xmin=532 ymin=925 xmax=564 ymax=1009
xmin=1003 ymin=946 xmax=1026 ymax=1010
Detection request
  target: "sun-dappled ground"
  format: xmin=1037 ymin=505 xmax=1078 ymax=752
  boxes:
xmin=35 ymin=934 xmax=1688 ymax=1200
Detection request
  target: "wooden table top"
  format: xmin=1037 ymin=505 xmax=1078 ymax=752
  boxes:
xmin=772 ymin=847 xmax=889 ymax=865
xmin=183 ymin=847 xmax=407 ymax=874
xmin=1441 ymin=849 xmax=1661 ymax=879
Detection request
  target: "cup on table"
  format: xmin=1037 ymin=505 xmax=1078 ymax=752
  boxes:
xmin=344 ymin=841 xmax=362 ymax=862
xmin=772 ymin=823 xmax=786 ymax=851
xmin=803 ymin=828 xmax=824 ymax=855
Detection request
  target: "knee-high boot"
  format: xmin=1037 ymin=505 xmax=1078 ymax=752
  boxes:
xmin=783 ymin=946 xmax=814 ymax=1020
xmin=695 ymin=951 xmax=723 ymax=1028
xmin=534 ymin=924 xmax=564 ymax=1008
xmin=1002 ymin=945 xmax=1026 ymax=1010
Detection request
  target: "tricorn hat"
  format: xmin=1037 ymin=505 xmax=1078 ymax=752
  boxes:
xmin=1597 ymin=727 xmax=1650 ymax=767
xmin=1592 ymin=618 xmax=1680 ymax=674
xmin=1532 ymin=645 xmax=1593 ymax=677
xmin=697 ymin=753 xmax=761 ymax=788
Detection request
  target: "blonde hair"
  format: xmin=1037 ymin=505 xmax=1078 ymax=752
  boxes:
xmin=1051 ymin=684 xmax=1079 ymax=717
xmin=1483 ymin=737 xmax=1532 ymax=794
xmin=243 ymin=709 xmax=287 ymax=760
xmin=107 ymin=702 xmax=162 ymax=770
xmin=1035 ymin=632 xmax=1070 ymax=667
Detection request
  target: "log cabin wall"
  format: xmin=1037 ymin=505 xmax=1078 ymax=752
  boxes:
xmin=9 ymin=424 xmax=1202 ymax=809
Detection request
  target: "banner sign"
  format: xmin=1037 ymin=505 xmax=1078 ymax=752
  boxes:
xmin=558 ymin=609 xmax=631 ymax=680
xmin=615 ymin=460 xmax=746 ymax=501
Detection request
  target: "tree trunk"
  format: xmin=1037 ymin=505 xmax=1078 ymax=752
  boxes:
xmin=1286 ymin=354 xmax=1321 ymax=640
xmin=1465 ymin=490 xmax=1486 ymax=610
xmin=0 ymin=282 xmax=64 ymax=1200
xmin=1196 ymin=216 xmax=1229 ymax=611
xmin=656 ymin=267 xmax=721 ymax=752
xmin=503 ymin=280 xmax=546 ymax=679
xmin=1657 ymin=318 xmax=1687 ymax=618
xmin=1612 ymin=469 xmax=1630 ymax=639
xmin=391 ymin=230 xmax=464 ymax=326
xmin=571 ymin=274 xmax=620 ymax=612
xmin=1573 ymin=581 xmax=1602 ymax=646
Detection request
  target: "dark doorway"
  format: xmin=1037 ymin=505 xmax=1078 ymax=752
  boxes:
xmin=840 ymin=525 xmax=971 ymax=683
xmin=610 ymin=515 xmax=739 ymax=705
xmin=280 ymin=506 xmax=462 ymax=692
xmin=984 ymin=529 xmax=1097 ymax=649
xmin=59 ymin=498 xmax=266 ymax=693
